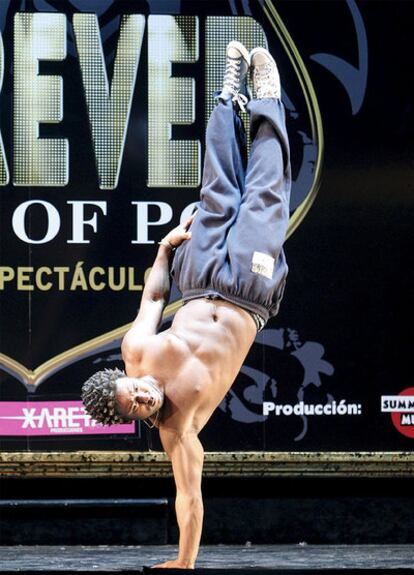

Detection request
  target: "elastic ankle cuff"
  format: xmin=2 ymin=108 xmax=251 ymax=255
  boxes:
xmin=214 ymin=89 xmax=233 ymax=102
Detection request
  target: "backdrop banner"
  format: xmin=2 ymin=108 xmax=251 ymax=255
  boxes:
xmin=0 ymin=0 xmax=412 ymax=454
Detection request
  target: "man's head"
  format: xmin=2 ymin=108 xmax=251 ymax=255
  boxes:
xmin=81 ymin=368 xmax=164 ymax=425
xmin=114 ymin=375 xmax=164 ymax=421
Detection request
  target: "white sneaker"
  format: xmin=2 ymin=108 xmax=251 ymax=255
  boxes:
xmin=220 ymin=40 xmax=251 ymax=111
xmin=250 ymin=47 xmax=281 ymax=99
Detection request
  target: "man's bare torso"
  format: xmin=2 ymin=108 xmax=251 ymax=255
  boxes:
xmin=125 ymin=298 xmax=257 ymax=433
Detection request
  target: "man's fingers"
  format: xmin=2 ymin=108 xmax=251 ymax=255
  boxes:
xmin=184 ymin=211 xmax=198 ymax=229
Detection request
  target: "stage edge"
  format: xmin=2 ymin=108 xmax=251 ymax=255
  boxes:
xmin=0 ymin=451 xmax=413 ymax=478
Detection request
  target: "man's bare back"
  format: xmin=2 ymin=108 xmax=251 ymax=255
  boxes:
xmin=123 ymin=298 xmax=256 ymax=434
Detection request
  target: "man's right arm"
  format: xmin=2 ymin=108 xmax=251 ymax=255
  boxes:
xmin=122 ymin=215 xmax=195 ymax=367
xmin=121 ymin=242 xmax=173 ymax=372
xmin=130 ymin=242 xmax=174 ymax=336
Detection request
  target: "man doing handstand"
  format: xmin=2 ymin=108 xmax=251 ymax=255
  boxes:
xmin=82 ymin=41 xmax=291 ymax=569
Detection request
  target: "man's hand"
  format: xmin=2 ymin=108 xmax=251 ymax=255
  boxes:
xmin=151 ymin=559 xmax=194 ymax=569
xmin=160 ymin=212 xmax=197 ymax=249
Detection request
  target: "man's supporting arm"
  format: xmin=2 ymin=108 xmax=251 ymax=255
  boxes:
xmin=158 ymin=427 xmax=204 ymax=569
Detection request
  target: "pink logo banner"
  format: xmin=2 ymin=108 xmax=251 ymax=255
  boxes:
xmin=0 ymin=401 xmax=135 ymax=436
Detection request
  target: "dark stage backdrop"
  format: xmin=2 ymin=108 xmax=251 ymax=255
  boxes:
xmin=0 ymin=0 xmax=413 ymax=455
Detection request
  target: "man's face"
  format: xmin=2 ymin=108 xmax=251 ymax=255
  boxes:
xmin=114 ymin=376 xmax=163 ymax=420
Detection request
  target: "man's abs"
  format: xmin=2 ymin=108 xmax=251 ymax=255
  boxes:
xmin=169 ymin=298 xmax=257 ymax=383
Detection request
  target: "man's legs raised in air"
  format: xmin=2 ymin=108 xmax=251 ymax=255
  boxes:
xmin=226 ymin=47 xmax=291 ymax=320
xmin=171 ymin=41 xmax=250 ymax=293
xmin=173 ymin=44 xmax=291 ymax=324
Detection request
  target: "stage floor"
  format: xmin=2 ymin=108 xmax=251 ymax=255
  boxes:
xmin=1 ymin=544 xmax=414 ymax=571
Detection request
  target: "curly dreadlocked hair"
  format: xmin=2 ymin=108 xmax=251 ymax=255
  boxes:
xmin=81 ymin=368 xmax=130 ymax=425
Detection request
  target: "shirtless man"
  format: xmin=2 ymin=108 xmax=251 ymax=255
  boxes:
xmin=82 ymin=41 xmax=291 ymax=569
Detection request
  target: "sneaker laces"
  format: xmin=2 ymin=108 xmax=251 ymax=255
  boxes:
xmin=253 ymin=62 xmax=279 ymax=99
xmin=233 ymin=92 xmax=248 ymax=112
xmin=223 ymin=57 xmax=248 ymax=112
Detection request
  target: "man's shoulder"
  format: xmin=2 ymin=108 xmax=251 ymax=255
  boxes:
xmin=136 ymin=330 xmax=190 ymax=358
xmin=121 ymin=328 xmax=161 ymax=362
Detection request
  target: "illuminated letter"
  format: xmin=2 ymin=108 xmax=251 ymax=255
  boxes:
xmin=73 ymin=14 xmax=144 ymax=190
xmin=14 ymin=13 xmax=68 ymax=186
xmin=131 ymin=201 xmax=172 ymax=244
xmin=67 ymin=201 xmax=107 ymax=244
xmin=148 ymin=16 xmax=200 ymax=187
xmin=12 ymin=200 xmax=60 ymax=244
xmin=205 ymin=17 xmax=266 ymax=131
xmin=0 ymin=31 xmax=9 ymax=185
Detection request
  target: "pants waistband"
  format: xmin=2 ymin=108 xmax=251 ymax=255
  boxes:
xmin=182 ymin=289 xmax=268 ymax=330
xmin=247 ymin=311 xmax=266 ymax=332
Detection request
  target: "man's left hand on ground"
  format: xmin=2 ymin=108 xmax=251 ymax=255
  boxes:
xmin=151 ymin=558 xmax=194 ymax=569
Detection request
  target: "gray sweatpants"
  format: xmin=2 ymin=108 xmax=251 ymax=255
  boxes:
xmin=172 ymin=94 xmax=291 ymax=326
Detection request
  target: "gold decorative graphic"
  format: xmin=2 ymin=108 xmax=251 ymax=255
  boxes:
xmin=264 ymin=0 xmax=324 ymax=238
xmin=0 ymin=300 xmax=182 ymax=388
